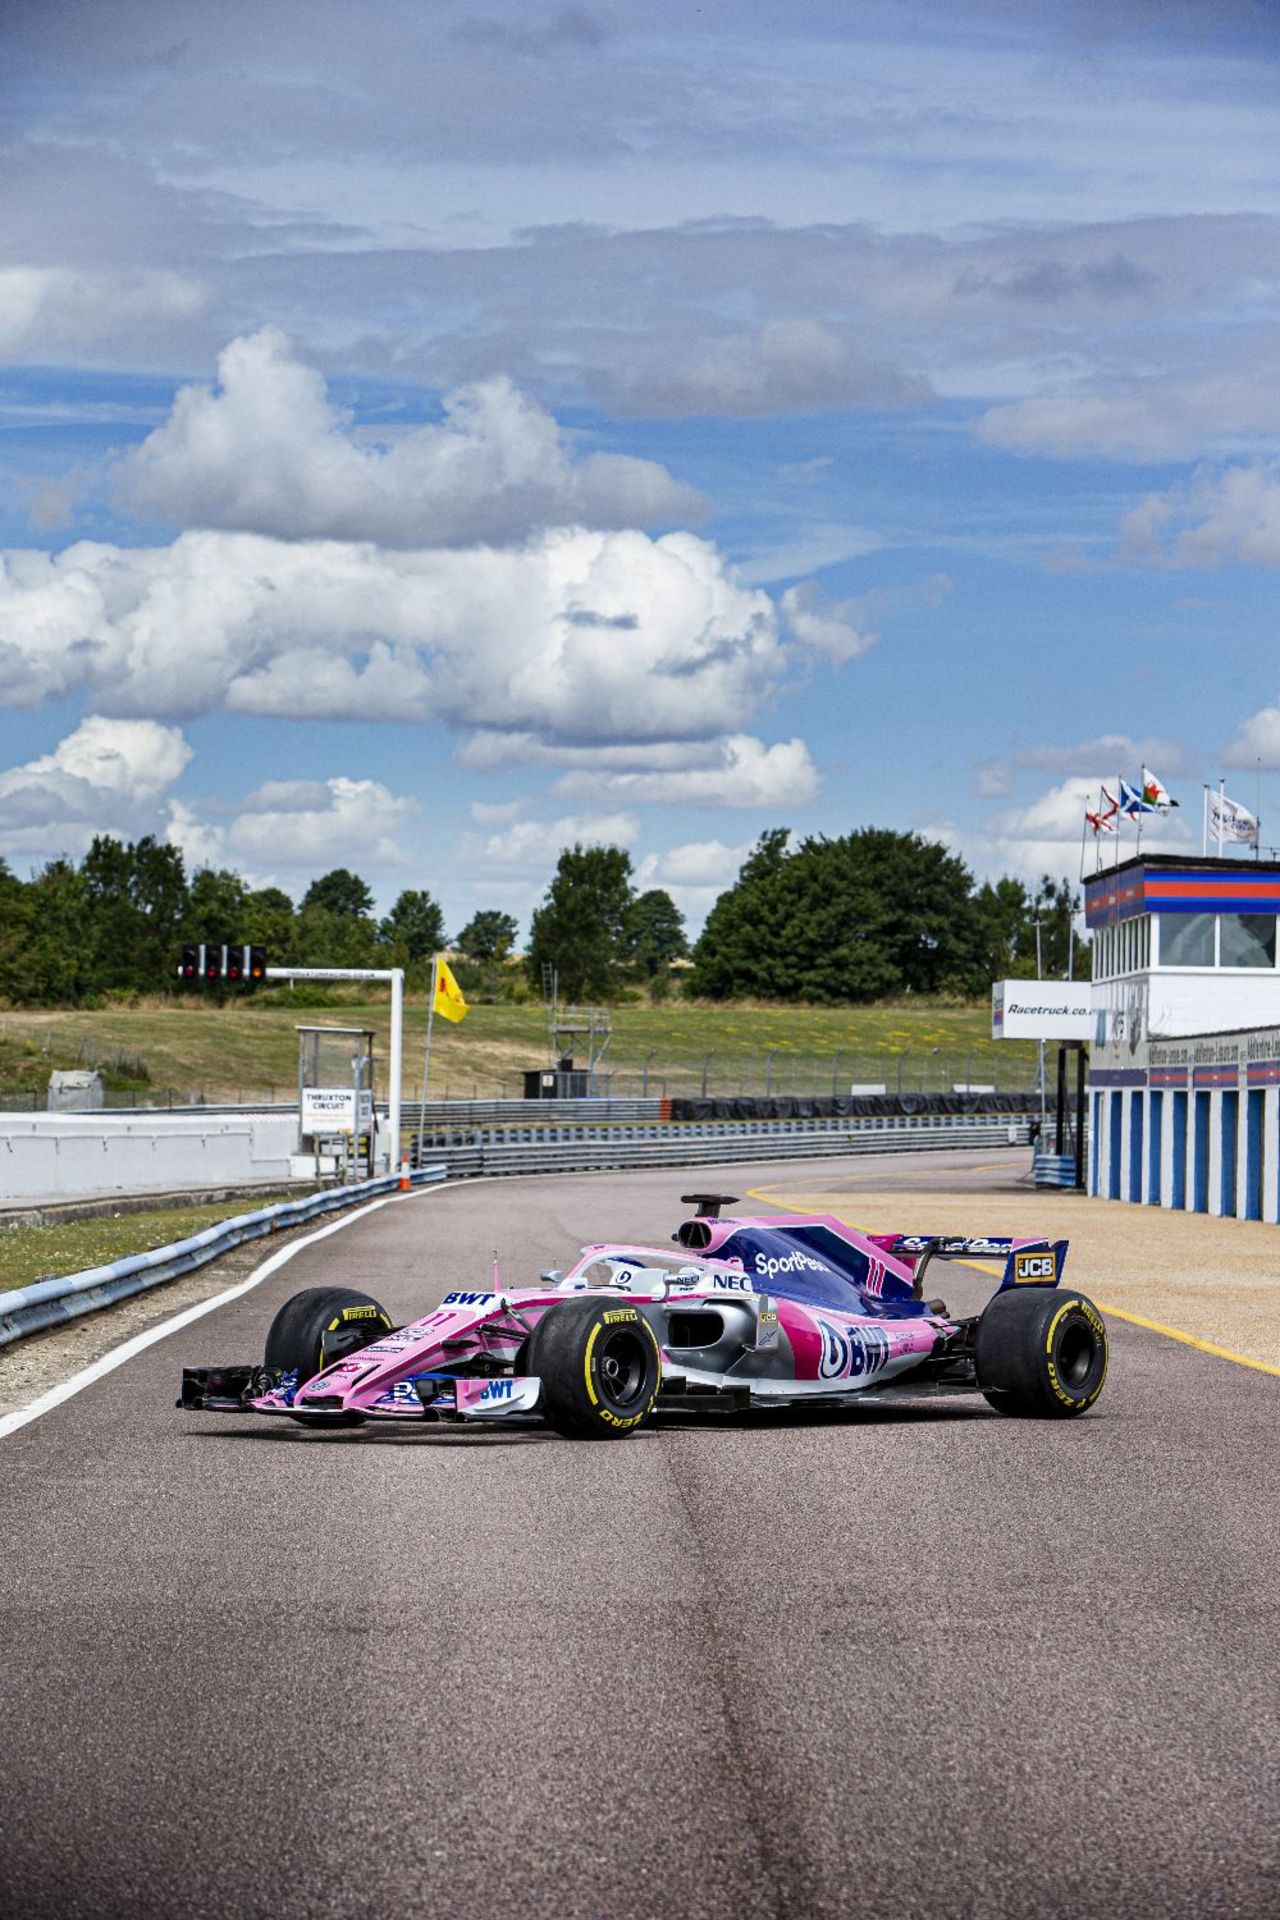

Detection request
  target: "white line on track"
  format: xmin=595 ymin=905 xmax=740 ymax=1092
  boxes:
xmin=0 ymin=1182 xmax=463 ymax=1443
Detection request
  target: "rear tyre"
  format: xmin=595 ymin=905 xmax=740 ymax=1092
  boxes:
xmin=264 ymin=1285 xmax=393 ymax=1425
xmin=975 ymin=1287 xmax=1107 ymax=1419
xmin=527 ymin=1297 xmax=661 ymax=1440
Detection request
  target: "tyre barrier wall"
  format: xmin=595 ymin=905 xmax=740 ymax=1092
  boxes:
xmin=669 ymin=1092 xmax=1038 ymax=1122
xmin=415 ymin=1114 xmax=1032 ymax=1179
xmin=0 ymin=1163 xmax=447 ymax=1350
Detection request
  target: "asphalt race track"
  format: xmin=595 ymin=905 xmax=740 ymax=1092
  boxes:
xmin=3 ymin=1154 xmax=1278 ymax=1920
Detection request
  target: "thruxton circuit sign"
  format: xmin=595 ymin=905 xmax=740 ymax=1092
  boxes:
xmin=992 ymin=980 xmax=1093 ymax=1041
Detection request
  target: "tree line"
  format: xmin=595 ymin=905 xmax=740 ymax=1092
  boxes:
xmin=530 ymin=829 xmax=1081 ymax=1002
xmin=0 ymin=839 xmax=506 ymax=1005
xmin=0 ymin=826 xmax=1079 ymax=1007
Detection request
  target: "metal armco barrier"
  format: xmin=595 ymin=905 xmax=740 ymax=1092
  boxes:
xmin=0 ymin=1164 xmax=447 ymax=1350
xmin=416 ymin=1115 xmax=1030 ymax=1179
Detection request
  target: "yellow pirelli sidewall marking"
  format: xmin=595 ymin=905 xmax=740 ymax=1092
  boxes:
xmin=583 ymin=1320 xmax=601 ymax=1406
xmin=743 ymin=1187 xmax=1280 ymax=1383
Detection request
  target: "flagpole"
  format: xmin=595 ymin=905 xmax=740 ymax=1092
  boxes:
xmin=1202 ymin=784 xmax=1209 ymax=857
xmin=1217 ymin=778 xmax=1226 ymax=857
xmin=420 ymin=954 xmax=439 ymax=1105
xmin=1078 ymin=800 xmax=1089 ymax=885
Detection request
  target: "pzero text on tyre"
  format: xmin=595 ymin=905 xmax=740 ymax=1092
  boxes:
xmin=974 ymin=1287 xmax=1107 ymax=1419
xmin=527 ymin=1296 xmax=662 ymax=1440
xmin=263 ymin=1286 xmax=393 ymax=1425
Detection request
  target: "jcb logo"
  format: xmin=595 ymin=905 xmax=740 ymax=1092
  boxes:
xmin=1014 ymin=1252 xmax=1057 ymax=1284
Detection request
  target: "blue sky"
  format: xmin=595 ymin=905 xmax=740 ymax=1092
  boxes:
xmin=3 ymin=0 xmax=1280 ymax=932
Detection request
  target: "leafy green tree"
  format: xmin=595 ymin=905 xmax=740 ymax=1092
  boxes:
xmin=1030 ymin=874 xmax=1085 ymax=977
xmin=456 ymin=909 xmax=519 ymax=963
xmin=973 ymin=876 xmax=1036 ymax=980
xmin=527 ymin=844 xmax=635 ymax=1001
xmin=689 ymin=827 xmax=985 ymax=1002
xmin=301 ymin=868 xmax=375 ymax=921
xmin=0 ymin=857 xmax=36 ymax=1003
xmin=25 ymin=860 xmax=97 ymax=1004
xmin=244 ymin=886 xmax=296 ymax=955
xmin=183 ymin=867 xmax=249 ymax=945
xmin=294 ymin=900 xmax=381 ymax=968
xmin=82 ymin=835 xmax=189 ymax=993
xmin=380 ymin=889 xmax=445 ymax=963
xmin=624 ymin=889 xmax=687 ymax=978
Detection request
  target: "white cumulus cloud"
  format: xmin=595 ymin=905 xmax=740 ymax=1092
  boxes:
xmin=780 ymin=580 xmax=879 ymax=664
xmin=0 ymin=715 xmax=193 ymax=858
xmin=0 ymin=526 xmax=782 ymax=743
xmin=1120 ymin=462 xmax=1280 ymax=568
xmin=549 ymin=734 xmax=819 ymax=808
xmin=480 ymin=812 xmax=640 ymax=870
xmin=1223 ymin=707 xmax=1280 ymax=770
xmin=168 ymin=775 xmax=417 ymax=880
xmin=635 ymin=837 xmax=755 ymax=920
xmin=115 ymin=329 xmax=704 ymax=546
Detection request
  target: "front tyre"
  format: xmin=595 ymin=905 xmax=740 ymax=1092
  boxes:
xmin=527 ymin=1298 xmax=661 ymax=1440
xmin=975 ymin=1288 xmax=1107 ymax=1419
xmin=264 ymin=1285 xmax=393 ymax=1425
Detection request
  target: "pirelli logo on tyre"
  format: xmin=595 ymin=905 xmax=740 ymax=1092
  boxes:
xmin=602 ymin=1308 xmax=638 ymax=1324
xmin=1013 ymin=1250 xmax=1057 ymax=1285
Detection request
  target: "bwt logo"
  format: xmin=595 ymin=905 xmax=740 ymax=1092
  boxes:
xmin=478 ymin=1378 xmax=514 ymax=1402
xmin=816 ymin=1320 xmax=890 ymax=1381
xmin=443 ymin=1290 xmax=498 ymax=1308
xmin=1014 ymin=1252 xmax=1057 ymax=1284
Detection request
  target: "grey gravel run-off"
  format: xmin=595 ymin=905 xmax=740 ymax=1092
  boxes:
xmin=2 ymin=1151 xmax=1277 ymax=1920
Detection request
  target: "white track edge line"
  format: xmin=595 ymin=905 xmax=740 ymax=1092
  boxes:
xmin=0 ymin=1181 xmax=469 ymax=1442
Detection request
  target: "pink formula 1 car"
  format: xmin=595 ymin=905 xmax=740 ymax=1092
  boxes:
xmin=178 ymin=1194 xmax=1108 ymax=1439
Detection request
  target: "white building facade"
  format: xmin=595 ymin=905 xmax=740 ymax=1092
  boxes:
xmin=1086 ymin=854 xmax=1280 ymax=1222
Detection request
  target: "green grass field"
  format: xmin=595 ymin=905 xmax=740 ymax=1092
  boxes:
xmin=0 ymin=994 xmax=1038 ymax=1103
xmin=0 ymin=1191 xmax=299 ymax=1291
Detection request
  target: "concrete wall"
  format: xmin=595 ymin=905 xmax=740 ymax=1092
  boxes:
xmin=0 ymin=1112 xmax=300 ymax=1201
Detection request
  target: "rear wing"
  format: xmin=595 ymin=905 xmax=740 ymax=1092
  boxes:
xmin=885 ymin=1235 xmax=1069 ymax=1294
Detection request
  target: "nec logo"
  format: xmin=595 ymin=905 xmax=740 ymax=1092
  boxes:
xmin=1014 ymin=1252 xmax=1057 ymax=1284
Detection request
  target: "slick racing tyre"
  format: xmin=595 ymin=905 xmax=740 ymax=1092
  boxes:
xmin=528 ymin=1297 xmax=662 ymax=1440
xmin=264 ymin=1286 xmax=393 ymax=1425
xmin=975 ymin=1287 xmax=1107 ymax=1419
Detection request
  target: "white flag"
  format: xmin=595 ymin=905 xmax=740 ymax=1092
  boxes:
xmin=1141 ymin=765 xmax=1179 ymax=810
xmin=1209 ymin=790 xmax=1259 ymax=846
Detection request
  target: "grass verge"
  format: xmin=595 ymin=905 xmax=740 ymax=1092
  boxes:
xmin=0 ymin=1190 xmax=300 ymax=1293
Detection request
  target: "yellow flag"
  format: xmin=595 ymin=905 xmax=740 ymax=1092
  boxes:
xmin=432 ymin=956 xmax=469 ymax=1024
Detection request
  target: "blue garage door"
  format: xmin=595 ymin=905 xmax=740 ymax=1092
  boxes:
xmin=1220 ymin=1092 xmax=1239 ymax=1217
xmin=1193 ymin=1092 xmax=1211 ymax=1213
xmin=1109 ymin=1092 xmax=1123 ymax=1199
xmin=1171 ymin=1091 xmax=1188 ymax=1209
xmin=1147 ymin=1091 xmax=1163 ymax=1206
xmin=1128 ymin=1094 xmax=1144 ymax=1203
xmin=1246 ymin=1089 xmax=1264 ymax=1222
